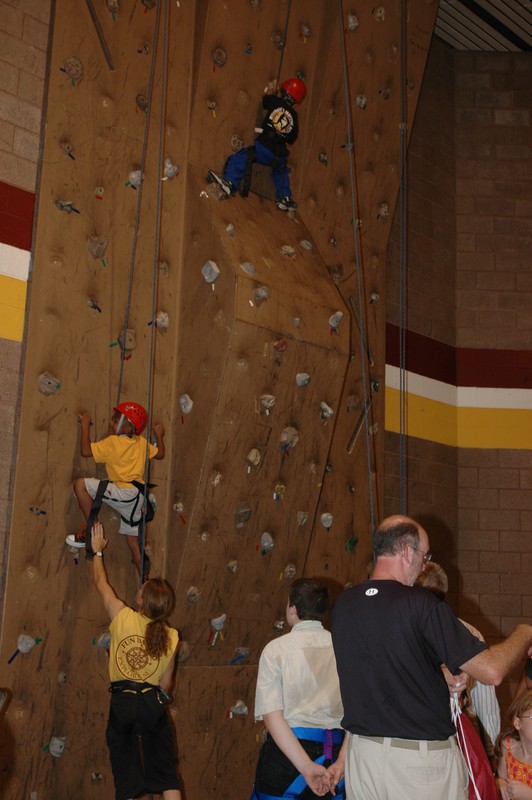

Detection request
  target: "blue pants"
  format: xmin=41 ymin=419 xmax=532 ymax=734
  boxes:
xmin=223 ymin=141 xmax=291 ymax=199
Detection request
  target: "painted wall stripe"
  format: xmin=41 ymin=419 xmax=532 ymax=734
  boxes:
xmin=0 ymin=180 xmax=35 ymax=252
xmin=0 ymin=242 xmax=31 ymax=280
xmin=0 ymin=274 xmax=27 ymax=342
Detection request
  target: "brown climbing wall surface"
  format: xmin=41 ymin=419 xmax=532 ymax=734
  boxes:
xmin=0 ymin=1 xmax=438 ymax=798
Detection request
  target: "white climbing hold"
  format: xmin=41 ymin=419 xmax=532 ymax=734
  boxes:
xmin=179 ymin=394 xmax=193 ymax=414
xmin=155 ymin=311 xmax=170 ymax=329
xmin=227 ymin=560 xmax=238 ymax=573
xmin=280 ymin=427 xmax=299 ymax=450
xmin=347 ymin=12 xmax=359 ymax=30
xmin=259 ymin=394 xmax=276 ymax=414
xmin=230 ymin=700 xmax=248 ymax=716
xmin=300 ymin=239 xmax=313 ymax=250
xmin=297 ymin=511 xmax=309 ymax=526
xmin=321 ymin=512 xmax=333 ymax=530
xmin=295 ymin=373 xmax=310 ymax=387
xmin=246 ymin=448 xmax=261 ymax=467
xmin=128 ymin=170 xmax=143 ymax=187
xmin=240 ymin=261 xmax=256 ymax=276
xmin=260 ymin=531 xmax=274 ymax=552
xmin=201 ymin=260 xmax=220 ymax=283
xmin=273 ymin=619 xmax=286 ymax=632
xmin=329 ymin=311 xmax=344 ymax=329
xmin=253 ymin=286 xmax=269 ymax=305
xmin=186 ymin=586 xmax=201 ymax=603
xmin=280 ymin=245 xmax=296 ymax=258
xmin=49 ymin=736 xmax=67 ymax=758
xmin=163 ymin=158 xmax=179 ymax=179
xmin=38 ymin=372 xmax=61 ymax=395
xmin=320 ymin=401 xmax=335 ymax=421
xmin=284 ymin=563 xmax=297 ymax=580
xmin=211 ymin=613 xmax=227 ymax=631
xmin=97 ymin=632 xmax=111 ymax=649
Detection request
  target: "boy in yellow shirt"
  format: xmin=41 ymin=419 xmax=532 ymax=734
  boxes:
xmin=66 ymin=401 xmax=165 ymax=575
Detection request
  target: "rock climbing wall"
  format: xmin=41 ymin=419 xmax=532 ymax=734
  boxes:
xmin=0 ymin=1 xmax=439 ymax=798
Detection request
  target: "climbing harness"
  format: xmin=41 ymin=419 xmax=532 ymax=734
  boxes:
xmin=84 ymin=479 xmax=155 ymax=562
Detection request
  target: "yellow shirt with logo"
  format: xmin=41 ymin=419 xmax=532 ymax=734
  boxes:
xmin=109 ymin=606 xmax=178 ymax=685
xmin=91 ymin=435 xmax=158 ymax=488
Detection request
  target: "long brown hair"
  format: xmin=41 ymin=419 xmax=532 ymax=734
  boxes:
xmin=142 ymin=578 xmax=176 ymax=660
xmin=495 ymin=689 xmax=532 ymax=758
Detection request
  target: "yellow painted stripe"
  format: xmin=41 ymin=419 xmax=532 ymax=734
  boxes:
xmin=385 ymin=387 xmax=532 ymax=449
xmin=0 ymin=274 xmax=27 ymax=342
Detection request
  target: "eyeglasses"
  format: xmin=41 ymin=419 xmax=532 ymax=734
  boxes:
xmin=410 ymin=545 xmax=432 ymax=564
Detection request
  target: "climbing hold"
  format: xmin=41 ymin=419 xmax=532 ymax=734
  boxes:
xmin=136 ymin=93 xmax=148 ymax=112
xmin=186 ymin=586 xmax=201 ymax=604
xmin=55 ymin=200 xmax=80 ymax=214
xmin=297 ymin=511 xmax=309 ymax=526
xmin=231 ymin=134 xmax=244 ymax=151
xmin=260 ymin=532 xmax=274 ymax=554
xmin=226 ymin=223 xmax=235 ymax=236
xmin=230 ymin=700 xmax=248 ymax=716
xmin=240 ymin=261 xmax=256 ymax=276
xmin=137 ymin=44 xmax=149 ymax=55
xmin=227 ymin=560 xmax=238 ymax=573
xmin=172 ymin=500 xmax=184 ymax=515
xmin=280 ymin=426 xmax=299 ymax=451
xmin=60 ymin=141 xmax=75 ymax=159
xmin=106 ymin=0 xmax=119 ymax=12
xmin=7 ymin=634 xmax=41 ymax=664
xmin=377 ymin=202 xmax=389 ymax=218
xmin=201 ymin=260 xmax=220 ymax=283
xmin=369 ymin=422 xmax=379 ymax=436
xmin=94 ymin=185 xmax=104 ymax=200
xmin=91 ymin=773 xmax=104 ymax=784
xmin=273 ymin=619 xmax=286 ymax=632
xmin=335 ymin=184 xmax=345 ymax=201
xmin=370 ymin=292 xmax=380 ymax=304
xmin=86 ymin=235 xmax=108 ymax=259
xmin=212 ymin=47 xmax=227 ymax=68
xmin=273 ymin=483 xmax=286 ymax=502
xmin=57 ymin=671 xmax=68 ymax=685
xmin=117 ymin=328 xmax=136 ymax=352
xmin=179 ymin=394 xmax=193 ymax=415
xmin=29 ymin=506 xmax=46 ymax=516
xmin=348 ymin=483 xmax=356 ymax=495
xmin=347 ymin=12 xmax=359 ymax=30
xmin=251 ymin=0 xmax=260 ymax=7
xmin=329 ymin=236 xmax=337 ymax=247
xmin=295 ymin=373 xmax=310 ymax=387
xmin=154 ymin=311 xmax=170 ymax=329
xmin=356 ymin=94 xmax=367 ymax=110
xmin=207 ymin=99 xmax=217 ymax=118
xmin=163 ymin=158 xmax=179 ymax=179
xmin=294 ymin=317 xmax=302 ymax=328
xmin=62 ymin=57 xmax=83 ymax=82
xmin=300 ymin=239 xmax=313 ymax=250
xmin=373 ymin=6 xmax=385 ymax=21
xmin=378 ymin=87 xmax=391 ymax=100
xmin=273 ymin=339 xmax=288 ymax=352
xmin=209 ymin=613 xmax=227 ymax=646
xmin=300 ymin=23 xmax=311 ymax=41
xmin=253 ymin=286 xmax=269 ymax=305
xmin=321 ymin=512 xmax=333 ymax=530
xmin=280 ymin=245 xmax=295 ymax=258
xmin=234 ymin=501 xmax=252 ymax=528
xmin=246 ymin=448 xmax=261 ymax=468
xmin=259 ymin=395 xmax=276 ymax=415
xmin=329 ymin=311 xmax=344 ymax=329
xmin=319 ymin=401 xmax=334 ymax=422
xmin=141 ymin=0 xmax=156 ymax=8
xmin=159 ymin=260 xmax=169 ymax=276
xmin=346 ymin=535 xmax=359 ymax=551
xmin=272 ymin=30 xmax=285 ymax=50
xmin=318 ymin=152 xmax=328 ymax=166
xmin=37 ymin=372 xmax=61 ymax=395
xmin=371 ymin=378 xmax=380 ymax=393
xmin=49 ymin=736 xmax=66 ymax=758
xmin=97 ymin=632 xmax=111 ymax=649
xmin=128 ymin=170 xmax=143 ymax=188
xmin=284 ymin=563 xmax=297 ymax=580
xmin=211 ymin=470 xmax=223 ymax=487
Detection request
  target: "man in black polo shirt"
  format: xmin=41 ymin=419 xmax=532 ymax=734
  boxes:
xmin=331 ymin=515 xmax=532 ymax=800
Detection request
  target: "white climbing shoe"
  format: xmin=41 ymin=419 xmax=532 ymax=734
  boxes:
xmin=207 ymin=170 xmax=233 ymax=197
xmin=276 ymin=197 xmax=297 ymax=212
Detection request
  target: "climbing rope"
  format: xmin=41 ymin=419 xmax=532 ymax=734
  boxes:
xmin=336 ymin=0 xmax=376 ymax=534
xmin=138 ymin=0 xmax=171 ymax=585
xmin=115 ymin=0 xmax=162 ymax=406
xmin=398 ymin=0 xmax=408 ymax=514
xmin=274 ymin=0 xmax=292 ymax=90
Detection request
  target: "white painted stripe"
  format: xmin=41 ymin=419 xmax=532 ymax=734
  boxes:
xmin=0 ymin=242 xmax=30 ymax=280
xmin=385 ymin=365 xmax=532 ymax=410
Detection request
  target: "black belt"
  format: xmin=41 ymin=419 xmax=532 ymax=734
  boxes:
xmin=109 ymin=680 xmax=157 ymax=694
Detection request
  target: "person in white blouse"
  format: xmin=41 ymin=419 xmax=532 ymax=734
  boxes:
xmin=251 ymin=579 xmax=346 ymax=800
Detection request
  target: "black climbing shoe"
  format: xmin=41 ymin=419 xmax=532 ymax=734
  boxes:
xmin=207 ymin=170 xmax=233 ymax=197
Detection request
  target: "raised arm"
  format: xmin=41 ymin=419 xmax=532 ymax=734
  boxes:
xmin=152 ymin=424 xmax=165 ymax=460
xmin=91 ymin=523 xmax=125 ymax=621
xmin=78 ymin=412 xmax=94 ymax=458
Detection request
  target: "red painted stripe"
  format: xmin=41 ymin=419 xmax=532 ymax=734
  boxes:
xmin=386 ymin=323 xmax=532 ymax=390
xmin=0 ymin=181 xmax=35 ymax=251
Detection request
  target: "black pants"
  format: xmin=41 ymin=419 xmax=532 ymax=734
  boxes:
xmin=106 ymin=691 xmax=180 ymax=800
xmin=254 ymin=734 xmax=343 ymax=799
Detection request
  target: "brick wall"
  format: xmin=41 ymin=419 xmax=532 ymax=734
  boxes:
xmin=0 ymin=0 xmax=50 ymax=191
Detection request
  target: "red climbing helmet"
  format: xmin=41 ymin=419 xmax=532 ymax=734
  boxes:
xmin=114 ymin=402 xmax=148 ymax=435
xmin=281 ymin=77 xmax=307 ymax=104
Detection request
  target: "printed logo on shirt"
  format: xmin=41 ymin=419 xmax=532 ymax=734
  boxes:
xmin=365 ymin=588 xmax=378 ymax=596
xmin=115 ymin=634 xmax=159 ymax=681
xmin=269 ymin=107 xmax=295 ymax=136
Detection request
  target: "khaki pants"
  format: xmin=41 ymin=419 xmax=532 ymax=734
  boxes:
xmin=345 ymin=732 xmax=468 ymax=800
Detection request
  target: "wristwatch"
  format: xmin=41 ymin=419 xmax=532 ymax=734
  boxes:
xmin=95 ymin=551 xmax=103 ymax=558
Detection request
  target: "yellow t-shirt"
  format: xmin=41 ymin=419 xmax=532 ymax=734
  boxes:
xmin=109 ymin=606 xmax=178 ymax=685
xmin=91 ymin=435 xmax=158 ymax=488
